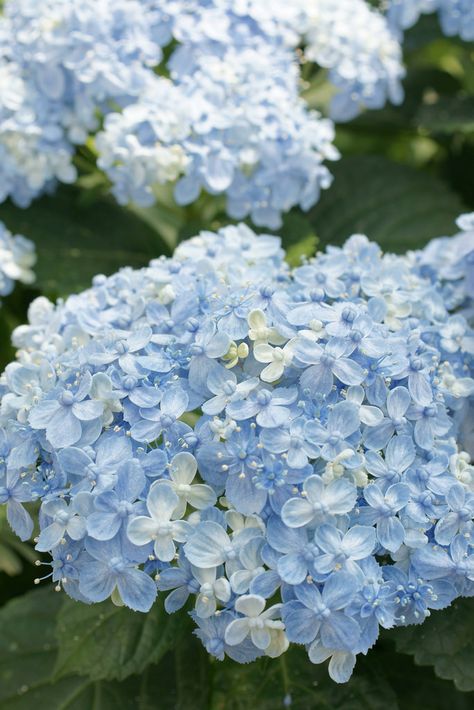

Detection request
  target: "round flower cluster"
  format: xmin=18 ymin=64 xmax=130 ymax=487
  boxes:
xmin=0 ymin=220 xmax=35 ymax=300
xmin=97 ymin=48 xmax=338 ymax=229
xmin=387 ymin=0 xmax=474 ymax=41
xmin=0 ymin=0 xmax=404 ymax=227
xmin=0 ymin=219 xmax=473 ymax=682
xmin=303 ymin=0 xmax=405 ymax=122
xmin=0 ymin=0 xmax=162 ymax=207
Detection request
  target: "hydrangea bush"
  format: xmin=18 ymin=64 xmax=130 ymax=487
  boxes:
xmin=0 ymin=0 xmax=406 ymax=226
xmin=0 ymin=216 xmax=472 ymax=682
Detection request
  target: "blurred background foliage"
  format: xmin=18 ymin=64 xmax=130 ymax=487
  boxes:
xmin=0 ymin=15 xmax=473 ymax=710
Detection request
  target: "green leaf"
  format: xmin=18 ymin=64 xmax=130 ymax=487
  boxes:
xmin=416 ymin=95 xmax=474 ymax=134
xmin=211 ymin=647 xmax=398 ymax=710
xmin=277 ymin=213 xmax=318 ymax=267
xmin=174 ymin=628 xmax=210 ymax=710
xmin=1 ymin=187 xmax=171 ymax=297
xmin=0 ymin=587 xmax=180 ymax=709
xmin=0 ymin=509 xmax=37 ymax=577
xmin=391 ymin=599 xmax=474 ymax=692
xmin=54 ymin=596 xmax=181 ymax=682
xmin=3 ymin=588 xmax=474 ymax=709
xmin=0 ymin=587 xmax=64 ymax=704
xmin=309 ymin=156 xmax=465 ymax=252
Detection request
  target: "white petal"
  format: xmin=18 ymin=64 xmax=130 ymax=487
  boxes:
xmin=260 ymin=361 xmax=284 ymax=383
xmin=235 ymin=594 xmax=266 ymax=617
xmin=254 ymin=343 xmax=274 ymax=364
xmin=147 ymin=482 xmax=178 ymax=522
xmin=170 ymin=452 xmax=197 ymax=485
xmin=224 ymin=618 xmax=250 ymax=646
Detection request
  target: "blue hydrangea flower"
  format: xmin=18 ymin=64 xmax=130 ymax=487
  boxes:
xmin=0 ymin=0 xmax=407 ymax=226
xmin=283 ymin=572 xmax=361 ymax=650
xmin=0 ymin=219 xmax=472 ymax=681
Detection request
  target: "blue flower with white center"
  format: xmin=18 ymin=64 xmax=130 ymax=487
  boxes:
xmin=202 ymin=368 xmax=258 ymax=417
xmin=405 ymin=454 xmax=453 ymax=497
xmin=88 ymin=327 xmax=153 ymax=373
xmin=34 ymin=540 xmax=84 ymax=596
xmin=294 ymin=338 xmax=366 ymax=396
xmin=358 ymin=483 xmax=411 ymax=552
xmin=365 ymin=435 xmax=416 ymax=489
xmin=402 ymin=344 xmax=439 ymax=396
xmin=384 ymin=566 xmax=456 ymax=626
xmin=156 ymin=554 xmax=197 ymax=613
xmin=312 ymin=524 xmax=376 ymax=576
xmin=345 ymin=558 xmax=397 ymax=637
xmin=187 ymin=323 xmax=231 ymax=392
xmin=58 ymin=433 xmax=132 ymax=494
xmin=403 ymin=470 xmax=446 ymax=525
xmin=413 ymin=535 xmax=474 ymax=590
xmin=266 ymin=516 xmax=320 ymax=585
xmin=87 ymin=460 xmax=146 ymax=541
xmin=293 ymin=259 xmax=348 ymax=300
xmin=2 ymin=362 xmax=55 ymax=423
xmin=130 ymin=385 xmax=189 ymax=443
xmin=36 ymin=492 xmax=93 ymax=551
xmin=434 ymin=483 xmax=474 ymax=545
xmin=79 ymin=537 xmax=157 ymax=612
xmin=283 ymin=572 xmax=361 ymax=650
xmin=363 ymin=386 xmax=412 ymax=450
xmin=260 ymin=418 xmax=321 ymax=469
xmin=28 ymin=372 xmax=104 ymax=449
xmin=226 ymin=386 xmax=298 ymax=429
xmin=407 ymin=400 xmax=452 ymax=450
xmin=0 ymin=468 xmax=34 ymax=540
xmin=305 ymin=401 xmax=361 ymax=461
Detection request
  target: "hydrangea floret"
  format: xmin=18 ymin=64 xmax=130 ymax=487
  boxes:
xmin=0 ymin=220 xmax=35 ymax=301
xmin=0 ymin=217 xmax=473 ymax=682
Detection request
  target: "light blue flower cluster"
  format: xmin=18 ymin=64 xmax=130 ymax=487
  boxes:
xmin=97 ymin=49 xmax=338 ymax=229
xmin=387 ymin=0 xmax=474 ymax=41
xmin=0 ymin=0 xmax=404 ymax=226
xmin=0 ymin=218 xmax=472 ymax=682
xmin=97 ymin=0 xmax=403 ymax=226
xmin=0 ymin=0 xmax=161 ymax=207
xmin=302 ymin=0 xmax=405 ymax=122
xmin=0 ymin=221 xmax=35 ymax=301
